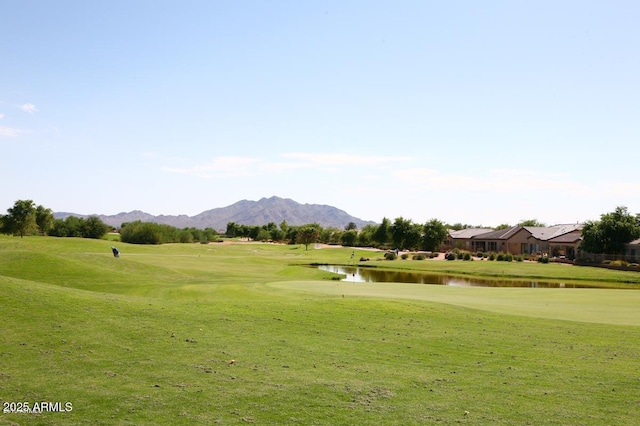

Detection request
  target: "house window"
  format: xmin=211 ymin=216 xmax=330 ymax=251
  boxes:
xmin=488 ymin=242 xmax=497 ymax=252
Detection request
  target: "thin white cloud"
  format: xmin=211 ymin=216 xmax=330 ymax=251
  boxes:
xmin=0 ymin=126 xmax=28 ymax=137
xmin=21 ymin=103 xmax=38 ymax=113
xmin=0 ymin=113 xmax=4 ymax=119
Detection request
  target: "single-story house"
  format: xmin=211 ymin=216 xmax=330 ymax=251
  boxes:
xmin=625 ymin=238 xmax=640 ymax=262
xmin=445 ymin=224 xmax=583 ymax=258
xmin=445 ymin=228 xmax=494 ymax=251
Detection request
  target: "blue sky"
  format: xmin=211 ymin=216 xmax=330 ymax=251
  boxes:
xmin=2 ymin=1 xmax=639 ymax=227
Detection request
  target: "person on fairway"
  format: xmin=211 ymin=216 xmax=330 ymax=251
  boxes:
xmin=111 ymin=246 xmax=120 ymax=258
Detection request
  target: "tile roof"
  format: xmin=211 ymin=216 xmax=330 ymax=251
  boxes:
xmin=470 ymin=226 xmax=522 ymax=240
xmin=449 ymin=228 xmax=494 ymax=239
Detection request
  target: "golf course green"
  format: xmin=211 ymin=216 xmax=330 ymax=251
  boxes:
xmin=1 ymin=235 xmax=639 ymax=425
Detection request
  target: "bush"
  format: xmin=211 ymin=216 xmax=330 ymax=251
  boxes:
xmin=496 ymin=253 xmax=505 ymax=261
xmin=476 ymin=252 xmax=485 ymax=258
xmin=610 ymin=260 xmax=629 ymax=267
xmin=429 ymin=252 xmax=439 ymax=259
xmin=384 ymin=252 xmax=397 ymax=260
xmin=413 ymin=254 xmax=426 ymax=260
xmin=463 ymin=252 xmax=472 ymax=261
xmin=401 ymin=253 xmax=409 ymax=260
xmin=488 ymin=253 xmax=496 ymax=261
xmin=445 ymin=252 xmax=456 ymax=261
xmin=537 ymin=256 xmax=549 ymax=264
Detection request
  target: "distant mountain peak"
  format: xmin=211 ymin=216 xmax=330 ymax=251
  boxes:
xmin=55 ymin=197 xmax=375 ymax=231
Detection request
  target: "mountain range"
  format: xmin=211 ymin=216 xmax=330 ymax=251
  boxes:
xmin=54 ymin=196 xmax=376 ymax=231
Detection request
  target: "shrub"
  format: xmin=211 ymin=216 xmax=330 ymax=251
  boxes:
xmin=504 ymin=253 xmax=513 ymax=262
xmin=401 ymin=253 xmax=409 ymax=260
xmin=384 ymin=252 xmax=397 ymax=260
xmin=488 ymin=253 xmax=496 ymax=261
xmin=445 ymin=252 xmax=456 ymax=261
xmin=496 ymin=253 xmax=505 ymax=261
xmin=413 ymin=254 xmax=426 ymax=260
xmin=537 ymin=256 xmax=549 ymax=264
xmin=429 ymin=252 xmax=439 ymax=259
xmin=476 ymin=252 xmax=485 ymax=258
xmin=610 ymin=260 xmax=629 ymax=267
xmin=463 ymin=252 xmax=472 ymax=261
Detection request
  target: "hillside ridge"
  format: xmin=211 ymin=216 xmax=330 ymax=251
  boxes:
xmin=54 ymin=196 xmax=375 ymax=230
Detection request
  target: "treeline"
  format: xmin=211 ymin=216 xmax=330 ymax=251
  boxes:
xmin=225 ymin=217 xmax=449 ymax=251
xmin=0 ymin=199 xmax=109 ymax=239
xmin=120 ymin=221 xmax=218 ymax=244
xmin=49 ymin=216 xmax=110 ymax=238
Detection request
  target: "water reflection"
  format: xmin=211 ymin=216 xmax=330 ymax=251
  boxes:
xmin=316 ymin=265 xmax=592 ymax=288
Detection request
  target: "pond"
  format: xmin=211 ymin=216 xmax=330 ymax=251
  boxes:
xmin=315 ymin=265 xmax=598 ymax=288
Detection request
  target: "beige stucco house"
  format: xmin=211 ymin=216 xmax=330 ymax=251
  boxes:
xmin=446 ymin=224 xmax=583 ymax=258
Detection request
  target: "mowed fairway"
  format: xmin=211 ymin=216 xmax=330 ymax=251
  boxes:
xmin=1 ymin=236 xmax=640 ymax=425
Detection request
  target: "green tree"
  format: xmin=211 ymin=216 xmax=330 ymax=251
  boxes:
xmin=3 ymin=199 xmax=37 ymax=237
xmin=518 ymin=219 xmax=546 ymax=227
xmin=345 ymin=222 xmax=357 ymax=231
xmin=35 ymin=205 xmax=54 ymax=236
xmin=373 ymin=217 xmax=391 ymax=247
xmin=422 ymin=219 xmax=448 ymax=251
xmin=357 ymin=224 xmax=376 ymax=247
xmin=341 ymin=229 xmax=357 ymax=247
xmin=391 ymin=217 xmax=414 ymax=250
xmin=81 ymin=216 xmax=109 ymax=239
xmin=297 ymin=225 xmax=320 ymax=250
xmin=580 ymin=206 xmax=640 ymax=255
xmin=226 ymin=222 xmax=239 ymax=237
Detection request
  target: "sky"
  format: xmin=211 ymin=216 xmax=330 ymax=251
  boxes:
xmin=1 ymin=1 xmax=639 ymax=228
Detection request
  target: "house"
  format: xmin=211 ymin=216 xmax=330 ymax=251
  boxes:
xmin=446 ymin=224 xmax=584 ymax=258
xmin=445 ymin=228 xmax=493 ymax=251
xmin=468 ymin=226 xmax=531 ymax=255
xmin=625 ymin=238 xmax=640 ymax=262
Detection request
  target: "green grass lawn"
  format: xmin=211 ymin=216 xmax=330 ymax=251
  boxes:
xmin=1 ymin=236 xmax=640 ymax=425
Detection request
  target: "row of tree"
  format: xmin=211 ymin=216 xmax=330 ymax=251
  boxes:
xmin=579 ymin=207 xmax=640 ymax=255
xmin=0 ymin=200 xmax=111 ymax=239
xmin=225 ymin=217 xmax=449 ymax=251
xmin=3 ymin=199 xmax=638 ymax=256
xmin=119 ymin=221 xmax=218 ymax=244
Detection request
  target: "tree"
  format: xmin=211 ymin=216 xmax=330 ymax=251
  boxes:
xmin=35 ymin=205 xmax=54 ymax=236
xmin=391 ymin=217 xmax=413 ymax=250
xmin=3 ymin=199 xmax=37 ymax=237
xmin=341 ymin=229 xmax=357 ymax=247
xmin=373 ymin=217 xmax=391 ymax=247
xmin=296 ymin=225 xmax=320 ymax=250
xmin=345 ymin=222 xmax=357 ymax=231
xmin=81 ymin=216 xmax=109 ymax=239
xmin=422 ymin=219 xmax=448 ymax=251
xmin=357 ymin=224 xmax=376 ymax=247
xmin=580 ymin=206 xmax=640 ymax=255
xmin=518 ymin=219 xmax=546 ymax=227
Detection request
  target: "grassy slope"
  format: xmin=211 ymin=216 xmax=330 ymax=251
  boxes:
xmin=1 ymin=236 xmax=640 ymax=425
